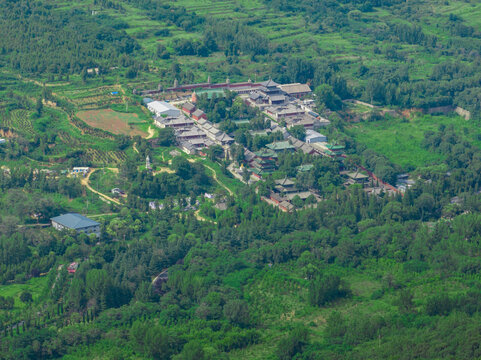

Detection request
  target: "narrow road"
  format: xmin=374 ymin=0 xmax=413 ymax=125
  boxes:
xmin=146 ymin=126 xmax=155 ymax=139
xmin=16 ymin=73 xmax=70 ymax=88
xmin=152 ymin=167 xmax=174 ymax=175
xmin=152 ymin=269 xmax=168 ymax=284
xmin=17 ymin=223 xmax=50 ymax=228
xmin=187 ymin=159 xmax=234 ymax=196
xmin=87 ymin=213 xmax=117 ymax=218
xmin=133 ymin=142 xmax=139 ymax=154
xmin=204 ymin=163 xmax=234 ymax=196
xmin=80 ymin=169 xmax=122 ymax=205
xmin=194 ymin=209 xmax=217 ymax=224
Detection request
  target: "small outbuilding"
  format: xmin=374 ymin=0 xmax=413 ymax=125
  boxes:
xmin=67 ymin=262 xmax=79 ymax=274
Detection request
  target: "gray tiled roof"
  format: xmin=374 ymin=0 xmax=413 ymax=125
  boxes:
xmin=183 ymin=102 xmax=196 ymax=111
xmin=270 ymin=95 xmax=286 ymax=102
xmin=278 ymin=83 xmax=312 ymax=94
xmin=51 ymin=213 xmax=99 ymax=229
xmin=250 ymin=92 xmax=261 ymax=100
xmin=260 ymin=79 xmax=280 ymax=88
xmin=192 ymin=109 xmax=205 ymax=117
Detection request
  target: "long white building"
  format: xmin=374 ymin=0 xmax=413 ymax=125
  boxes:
xmin=147 ymin=101 xmax=181 ymax=118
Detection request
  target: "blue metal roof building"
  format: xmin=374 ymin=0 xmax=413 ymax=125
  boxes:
xmin=51 ymin=213 xmax=100 ymax=236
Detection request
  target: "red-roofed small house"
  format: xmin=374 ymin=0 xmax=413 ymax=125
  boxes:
xmin=67 ymin=262 xmax=79 ymax=274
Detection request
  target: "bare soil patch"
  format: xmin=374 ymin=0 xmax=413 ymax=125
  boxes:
xmin=77 ymin=109 xmax=147 ymax=137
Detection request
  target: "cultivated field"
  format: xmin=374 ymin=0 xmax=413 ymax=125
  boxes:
xmin=60 ymin=86 xmax=124 ymax=110
xmin=82 ymin=148 xmax=127 ymax=166
xmin=0 ymin=109 xmax=35 ymax=136
xmin=77 ymin=109 xmax=148 ymax=137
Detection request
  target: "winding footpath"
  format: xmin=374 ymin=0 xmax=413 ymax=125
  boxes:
xmin=187 ymin=158 xmax=234 ymax=196
xmin=194 ymin=209 xmax=217 ymax=224
xmin=146 ymin=126 xmax=155 ymax=139
xmin=132 ymin=142 xmax=139 ymax=154
xmin=205 ymin=163 xmax=233 ymax=196
xmin=80 ymin=168 xmax=122 ymax=205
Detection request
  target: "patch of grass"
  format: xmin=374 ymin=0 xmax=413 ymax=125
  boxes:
xmin=89 ymin=168 xmax=123 ymax=196
xmin=44 ymin=190 xmax=112 ymax=215
xmin=0 ymin=277 xmax=49 ymax=310
xmin=197 ymin=157 xmax=245 ymax=194
xmin=345 ymin=113 xmax=481 ymax=169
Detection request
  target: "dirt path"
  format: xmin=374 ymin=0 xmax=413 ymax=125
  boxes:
xmin=132 ymin=142 xmax=139 ymax=154
xmin=205 ymin=163 xmax=234 ymax=196
xmin=207 ymin=164 xmax=233 ymax=196
xmin=106 ymin=167 xmax=119 ymax=173
xmin=146 ymin=126 xmax=155 ymax=139
xmin=194 ymin=209 xmax=217 ymax=224
xmin=117 ymin=84 xmax=127 ymax=105
xmin=87 ymin=213 xmax=117 ymax=218
xmin=15 ymin=73 xmax=70 ymax=88
xmin=186 ymin=158 xmax=233 ymax=195
xmin=80 ymin=169 xmax=122 ymax=205
xmin=153 ymin=167 xmax=175 ymax=175
xmin=18 ymin=223 xmax=50 ymax=228
xmin=152 ymin=269 xmax=168 ymax=284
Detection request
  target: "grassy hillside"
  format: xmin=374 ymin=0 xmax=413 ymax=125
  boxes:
xmin=2 ymin=0 xmax=481 ymax=109
xmin=345 ymin=113 xmax=481 ymax=169
xmin=3 ymin=1 xmax=481 ymax=359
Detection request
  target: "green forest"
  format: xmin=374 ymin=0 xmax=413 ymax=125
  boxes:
xmin=1 ymin=0 xmax=481 ymax=359
xmin=2 ymin=0 xmax=481 ymax=114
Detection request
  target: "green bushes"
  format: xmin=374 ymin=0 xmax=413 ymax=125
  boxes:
xmin=130 ymin=321 xmax=172 ymax=359
xmin=276 ymin=326 xmax=309 ymax=360
xmin=217 ymin=329 xmax=259 ymax=352
xmin=308 ymin=274 xmax=350 ymax=307
xmin=0 ymin=295 xmax=14 ymax=309
xmin=223 ymin=299 xmax=250 ymax=327
xmin=425 ymin=292 xmax=481 ymax=317
xmin=0 ymin=0 xmax=140 ymax=75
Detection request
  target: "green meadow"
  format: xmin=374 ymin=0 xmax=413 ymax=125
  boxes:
xmin=0 ymin=277 xmax=48 ymax=310
xmin=346 ymin=114 xmax=480 ymax=169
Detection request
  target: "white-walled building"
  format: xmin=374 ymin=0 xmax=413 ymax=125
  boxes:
xmin=71 ymin=167 xmax=89 ymax=175
xmin=305 ymin=129 xmax=327 ymax=143
xmin=147 ymin=101 xmax=181 ymax=118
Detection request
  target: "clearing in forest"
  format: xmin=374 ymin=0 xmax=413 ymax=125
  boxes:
xmin=77 ymin=109 xmax=147 ymax=137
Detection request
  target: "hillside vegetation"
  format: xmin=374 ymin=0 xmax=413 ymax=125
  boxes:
xmin=2 ymin=0 xmax=481 ymax=359
xmin=2 ymin=0 xmax=481 ymax=115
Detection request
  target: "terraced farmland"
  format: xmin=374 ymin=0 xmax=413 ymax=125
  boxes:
xmin=59 ymin=86 xmax=124 ymax=110
xmin=0 ymin=109 xmax=36 ymax=136
xmin=83 ymin=148 xmax=127 ymax=166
